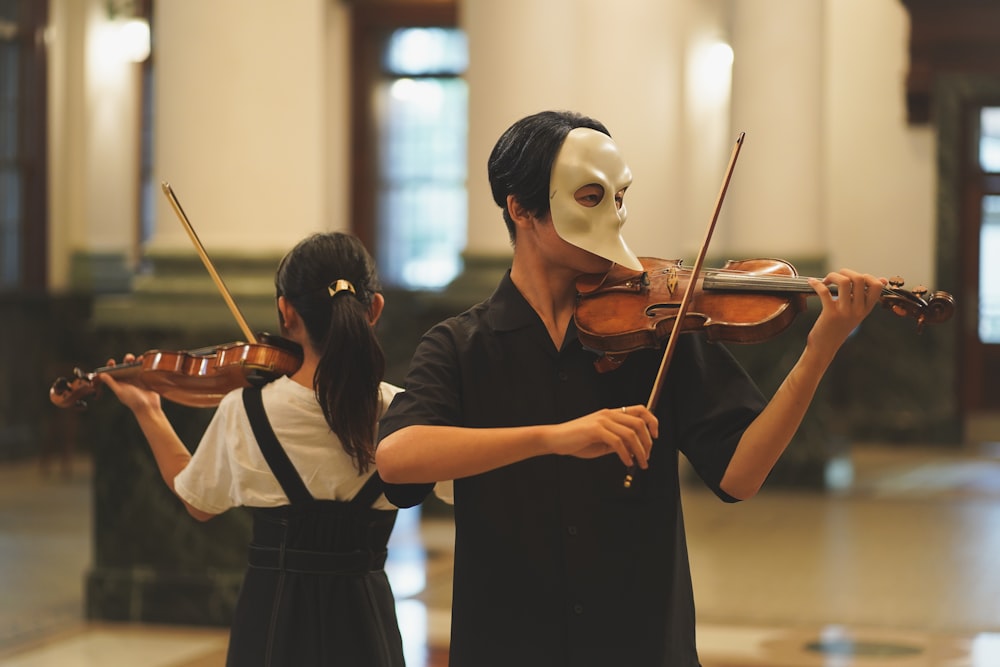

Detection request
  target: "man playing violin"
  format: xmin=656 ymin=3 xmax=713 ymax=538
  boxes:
xmin=375 ymin=109 xmax=885 ymax=666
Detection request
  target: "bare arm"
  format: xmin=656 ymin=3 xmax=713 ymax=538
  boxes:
xmin=99 ymin=361 xmax=216 ymax=522
xmin=376 ymin=405 xmax=658 ymax=484
xmin=720 ymin=269 xmax=886 ymax=499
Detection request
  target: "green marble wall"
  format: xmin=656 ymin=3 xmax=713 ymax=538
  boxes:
xmin=74 ymin=326 xmax=256 ymax=626
xmin=73 ymin=280 xmax=458 ymax=626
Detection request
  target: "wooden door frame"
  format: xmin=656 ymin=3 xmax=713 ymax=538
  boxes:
xmin=934 ymin=74 xmax=1000 ymax=438
xmin=3 ymin=0 xmax=48 ymax=291
xmin=347 ymin=0 xmax=458 ymax=254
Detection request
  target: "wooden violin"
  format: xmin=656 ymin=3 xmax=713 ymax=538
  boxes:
xmin=584 ymin=132 xmax=957 ymax=488
xmin=49 ymin=183 xmax=302 ymax=410
xmin=50 ymin=334 xmax=303 ymax=409
xmin=575 ymin=256 xmax=956 ymax=364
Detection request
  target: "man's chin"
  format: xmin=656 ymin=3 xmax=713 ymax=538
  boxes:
xmin=581 ymin=253 xmax=614 ymax=274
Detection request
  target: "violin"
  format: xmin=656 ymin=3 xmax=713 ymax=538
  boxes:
xmin=49 ymin=334 xmax=303 ymax=410
xmin=587 ymin=132 xmax=955 ymax=488
xmin=575 ymin=256 xmax=956 ymax=366
xmin=49 ymin=183 xmax=303 ymax=410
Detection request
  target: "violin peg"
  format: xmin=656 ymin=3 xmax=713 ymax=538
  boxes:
xmin=912 ymin=285 xmax=928 ymax=299
xmin=889 ymin=276 xmax=905 ymax=288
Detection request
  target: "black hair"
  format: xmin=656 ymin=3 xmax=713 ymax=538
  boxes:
xmin=274 ymin=232 xmax=385 ymax=473
xmin=487 ymin=110 xmax=611 ymax=243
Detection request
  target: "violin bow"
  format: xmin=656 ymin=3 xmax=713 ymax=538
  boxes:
xmin=625 ymin=132 xmax=745 ymax=488
xmin=645 ymin=132 xmax=745 ymax=411
xmin=160 ymin=182 xmax=259 ymax=343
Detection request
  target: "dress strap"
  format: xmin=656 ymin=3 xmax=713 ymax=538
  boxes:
xmin=351 ymin=470 xmax=386 ymax=509
xmin=242 ymin=386 xmax=314 ymax=504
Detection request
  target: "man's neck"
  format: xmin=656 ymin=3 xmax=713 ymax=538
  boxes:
xmin=510 ymin=257 xmax=578 ymax=350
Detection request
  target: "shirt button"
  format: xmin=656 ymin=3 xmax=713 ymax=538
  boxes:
xmin=573 ymin=603 xmax=584 ymax=615
xmin=567 ymin=525 xmax=578 ymax=536
xmin=558 ymin=370 xmax=569 ymax=381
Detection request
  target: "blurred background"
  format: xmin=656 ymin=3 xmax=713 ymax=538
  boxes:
xmin=1 ymin=0 xmax=999 ymax=665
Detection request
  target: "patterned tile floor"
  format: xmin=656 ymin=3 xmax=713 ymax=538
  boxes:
xmin=2 ymin=444 xmax=1000 ymax=666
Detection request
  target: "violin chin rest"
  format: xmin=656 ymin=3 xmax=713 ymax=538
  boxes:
xmin=246 ymin=371 xmax=281 ymax=387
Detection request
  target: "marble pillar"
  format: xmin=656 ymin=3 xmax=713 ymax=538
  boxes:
xmin=84 ymin=0 xmax=341 ymax=625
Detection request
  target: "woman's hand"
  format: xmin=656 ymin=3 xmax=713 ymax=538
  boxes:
xmin=97 ymin=355 xmax=162 ymax=413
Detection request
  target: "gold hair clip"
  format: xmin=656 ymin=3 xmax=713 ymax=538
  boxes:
xmin=328 ymin=279 xmax=356 ymax=297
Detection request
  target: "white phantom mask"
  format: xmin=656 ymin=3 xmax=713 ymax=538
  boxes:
xmin=549 ymin=127 xmax=642 ymax=271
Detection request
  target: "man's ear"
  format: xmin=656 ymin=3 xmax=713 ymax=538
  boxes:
xmin=507 ymin=194 xmax=533 ymax=229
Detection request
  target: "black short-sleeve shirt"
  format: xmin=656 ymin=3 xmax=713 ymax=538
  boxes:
xmin=379 ymin=271 xmax=766 ymax=667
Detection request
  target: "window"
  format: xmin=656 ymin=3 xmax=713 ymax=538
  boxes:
xmin=0 ymin=0 xmax=46 ymax=290
xmin=979 ymin=108 xmax=1000 ymax=343
xmin=0 ymin=4 xmax=21 ymax=287
xmin=137 ymin=11 xmax=154 ymax=265
xmin=374 ymin=27 xmax=468 ymax=290
xmin=981 ymin=107 xmax=1000 ymax=172
xmin=980 ymin=194 xmax=1000 ymax=343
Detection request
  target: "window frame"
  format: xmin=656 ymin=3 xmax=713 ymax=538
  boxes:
xmin=348 ymin=0 xmax=458 ymax=255
xmin=0 ymin=0 xmax=47 ymax=291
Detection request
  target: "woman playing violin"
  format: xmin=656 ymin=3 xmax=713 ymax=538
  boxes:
xmin=375 ymin=110 xmax=886 ymax=667
xmin=101 ymin=232 xmax=405 ymax=667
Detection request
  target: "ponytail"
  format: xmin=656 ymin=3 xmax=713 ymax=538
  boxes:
xmin=275 ymin=233 xmax=386 ymax=473
xmin=314 ymin=284 xmax=385 ymax=472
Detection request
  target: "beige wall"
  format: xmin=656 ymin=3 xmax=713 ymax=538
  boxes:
xmin=463 ymin=0 xmax=691 ymax=258
xmin=153 ymin=0 xmax=333 ymax=256
xmin=825 ymin=0 xmax=935 ymax=284
xmin=46 ymin=0 xmax=939 ymax=291
xmin=49 ymin=0 xmax=145 ymax=287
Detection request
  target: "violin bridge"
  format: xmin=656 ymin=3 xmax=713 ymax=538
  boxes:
xmin=667 ymin=266 xmax=678 ymax=296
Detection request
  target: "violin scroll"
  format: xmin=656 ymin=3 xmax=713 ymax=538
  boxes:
xmin=50 ymin=369 xmax=103 ymax=410
xmin=878 ymin=276 xmax=956 ymax=333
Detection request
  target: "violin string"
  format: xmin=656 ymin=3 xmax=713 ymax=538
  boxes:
xmin=94 ymin=360 xmax=142 ymax=374
xmin=650 ymin=266 xmax=893 ymax=296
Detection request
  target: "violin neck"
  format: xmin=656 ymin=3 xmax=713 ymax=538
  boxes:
xmin=90 ymin=345 xmax=220 ymax=378
xmin=91 ymin=360 xmax=143 ymax=379
xmin=703 ymin=272 xmax=874 ymax=297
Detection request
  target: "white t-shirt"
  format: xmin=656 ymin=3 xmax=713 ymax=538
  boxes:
xmin=174 ymin=376 xmax=402 ymax=513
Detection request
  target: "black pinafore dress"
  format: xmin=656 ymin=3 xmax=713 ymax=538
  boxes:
xmin=225 ymin=386 xmax=405 ymax=667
